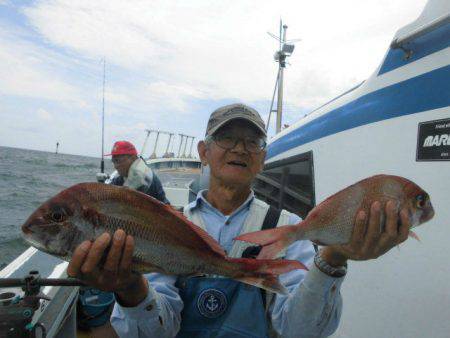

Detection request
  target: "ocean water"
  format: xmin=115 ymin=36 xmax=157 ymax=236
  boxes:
xmin=0 ymin=146 xmax=113 ymax=268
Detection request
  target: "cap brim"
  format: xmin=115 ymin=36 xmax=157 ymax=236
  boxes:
xmin=207 ymin=114 xmax=267 ymax=137
xmin=105 ymin=152 xmax=137 ymax=156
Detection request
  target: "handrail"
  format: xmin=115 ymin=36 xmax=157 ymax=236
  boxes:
xmin=391 ymin=13 xmax=450 ymax=49
xmin=0 ymin=277 xmax=86 ymax=288
xmin=255 ymin=173 xmax=312 ymax=205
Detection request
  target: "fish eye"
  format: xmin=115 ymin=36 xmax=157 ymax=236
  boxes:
xmin=51 ymin=211 xmax=64 ymax=222
xmin=415 ymin=194 xmax=426 ymax=209
xmin=49 ymin=206 xmax=67 ymax=222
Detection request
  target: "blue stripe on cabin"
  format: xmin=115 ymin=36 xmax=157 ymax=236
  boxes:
xmin=267 ymin=65 xmax=450 ymax=160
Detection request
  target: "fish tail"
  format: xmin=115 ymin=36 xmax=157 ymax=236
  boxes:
xmin=234 ymin=225 xmax=301 ymax=259
xmin=227 ymin=257 xmax=308 ymax=294
xmin=229 ymin=257 xmax=308 ymax=274
xmin=235 ymin=275 xmax=288 ymax=294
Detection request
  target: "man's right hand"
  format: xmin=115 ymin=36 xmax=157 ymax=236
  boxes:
xmin=67 ymin=229 xmax=149 ymax=307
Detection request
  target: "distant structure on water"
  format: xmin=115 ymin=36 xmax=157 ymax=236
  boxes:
xmin=55 ymin=141 xmax=60 ymax=154
xmin=141 ymin=130 xmax=197 ymax=159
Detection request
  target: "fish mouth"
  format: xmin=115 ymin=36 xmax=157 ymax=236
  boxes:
xmin=421 ymin=206 xmax=435 ymax=223
xmin=21 ymin=216 xmax=50 ymax=235
xmin=227 ymin=160 xmax=248 ymax=167
xmin=21 ymin=234 xmax=45 ymax=251
xmin=22 ymin=233 xmax=67 ymax=256
xmin=22 ymin=224 xmax=33 ymax=235
xmin=22 ymin=219 xmax=60 ymax=235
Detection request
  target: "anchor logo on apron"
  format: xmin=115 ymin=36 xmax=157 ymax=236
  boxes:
xmin=197 ymin=288 xmax=228 ymax=318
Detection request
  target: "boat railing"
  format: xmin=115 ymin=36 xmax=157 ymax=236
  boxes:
xmin=390 ymin=13 xmax=450 ymax=49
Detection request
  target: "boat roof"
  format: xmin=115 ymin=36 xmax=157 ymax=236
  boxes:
xmin=157 ymin=170 xmax=200 ymax=188
xmin=145 ymin=157 xmax=201 ymax=164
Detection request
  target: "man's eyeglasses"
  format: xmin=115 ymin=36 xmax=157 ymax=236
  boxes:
xmin=209 ymin=134 xmax=266 ymax=153
xmin=111 ymin=155 xmax=131 ymax=165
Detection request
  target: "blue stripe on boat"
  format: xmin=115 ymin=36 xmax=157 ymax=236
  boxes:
xmin=267 ymin=65 xmax=450 ymax=160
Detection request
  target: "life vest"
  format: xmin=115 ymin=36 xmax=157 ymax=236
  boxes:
xmin=176 ymin=199 xmax=291 ymax=338
xmin=123 ymin=157 xmax=154 ymax=190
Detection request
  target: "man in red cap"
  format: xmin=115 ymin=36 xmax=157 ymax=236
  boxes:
xmin=106 ymin=140 xmax=169 ymax=204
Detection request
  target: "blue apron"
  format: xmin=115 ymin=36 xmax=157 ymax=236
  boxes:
xmin=176 ymin=276 xmax=269 ymax=338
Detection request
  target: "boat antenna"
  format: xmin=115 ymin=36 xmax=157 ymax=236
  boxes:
xmin=150 ymin=130 xmax=161 ymax=159
xmin=178 ymin=134 xmax=185 ymax=157
xmin=170 ymin=134 xmax=176 ymax=153
xmin=100 ymin=58 xmax=106 ymax=173
xmin=141 ymin=129 xmax=152 ymax=156
xmin=164 ymin=132 xmax=174 ymax=157
xmin=266 ymin=20 xmax=300 ymax=134
xmin=188 ymin=137 xmax=195 ymax=158
xmin=182 ymin=135 xmax=190 ymax=158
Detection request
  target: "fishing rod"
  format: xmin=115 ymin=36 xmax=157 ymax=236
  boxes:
xmin=96 ymin=59 xmax=109 ymax=183
xmin=100 ymin=58 xmax=106 ymax=174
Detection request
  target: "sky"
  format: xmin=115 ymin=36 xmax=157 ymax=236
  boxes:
xmin=0 ymin=0 xmax=427 ymax=158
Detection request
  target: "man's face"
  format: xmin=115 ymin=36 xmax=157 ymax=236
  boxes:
xmin=112 ymin=155 xmax=135 ymax=177
xmin=199 ymin=120 xmax=266 ymax=187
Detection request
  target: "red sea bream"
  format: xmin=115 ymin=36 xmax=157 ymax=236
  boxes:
xmin=21 ymin=183 xmax=307 ymax=294
xmin=236 ymin=174 xmax=434 ymax=259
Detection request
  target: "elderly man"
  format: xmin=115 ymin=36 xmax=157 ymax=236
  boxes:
xmin=67 ymin=104 xmax=410 ymax=338
xmin=106 ymin=140 xmax=169 ymax=204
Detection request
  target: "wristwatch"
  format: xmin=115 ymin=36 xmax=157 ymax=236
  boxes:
xmin=314 ymin=250 xmax=347 ymax=278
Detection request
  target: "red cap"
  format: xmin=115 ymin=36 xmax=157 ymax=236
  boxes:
xmin=105 ymin=141 xmax=138 ymax=156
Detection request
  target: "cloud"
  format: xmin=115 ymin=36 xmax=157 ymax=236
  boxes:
xmin=0 ymin=0 xmax=428 ymax=156
xmin=37 ymin=108 xmax=52 ymax=121
xmin=0 ymin=24 xmax=82 ymax=103
xmin=108 ymin=80 xmax=207 ymax=114
xmin=22 ymin=0 xmax=426 ymax=110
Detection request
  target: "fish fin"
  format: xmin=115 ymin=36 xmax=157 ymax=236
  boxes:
xmin=151 ymin=200 xmax=227 ymax=257
xmin=230 ymin=257 xmax=307 ymax=294
xmin=235 ymin=275 xmax=288 ymax=294
xmin=164 ymin=209 xmax=226 ymax=257
xmin=235 ymin=225 xmax=300 ymax=245
xmin=229 ymin=257 xmax=307 ymax=274
xmin=131 ymin=258 xmax=166 ymax=274
xmin=235 ymin=225 xmax=300 ymax=259
xmin=395 ymin=230 xmax=420 ymax=251
xmin=258 ymin=244 xmax=287 ymax=260
xmin=408 ymin=230 xmax=421 ymax=242
xmin=184 ymin=220 xmax=226 ymax=256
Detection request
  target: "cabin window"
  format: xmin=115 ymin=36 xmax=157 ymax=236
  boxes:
xmin=253 ymin=151 xmax=315 ymax=219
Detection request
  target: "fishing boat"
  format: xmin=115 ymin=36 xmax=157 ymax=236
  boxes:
xmin=254 ymin=1 xmax=450 ymax=337
xmin=1 ymin=0 xmax=448 ymax=336
xmin=146 ymin=156 xmax=203 ymax=209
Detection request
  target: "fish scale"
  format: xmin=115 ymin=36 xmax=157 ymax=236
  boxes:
xmin=21 ymin=182 xmax=307 ymax=294
xmin=97 ymin=214 xmax=206 ymax=275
